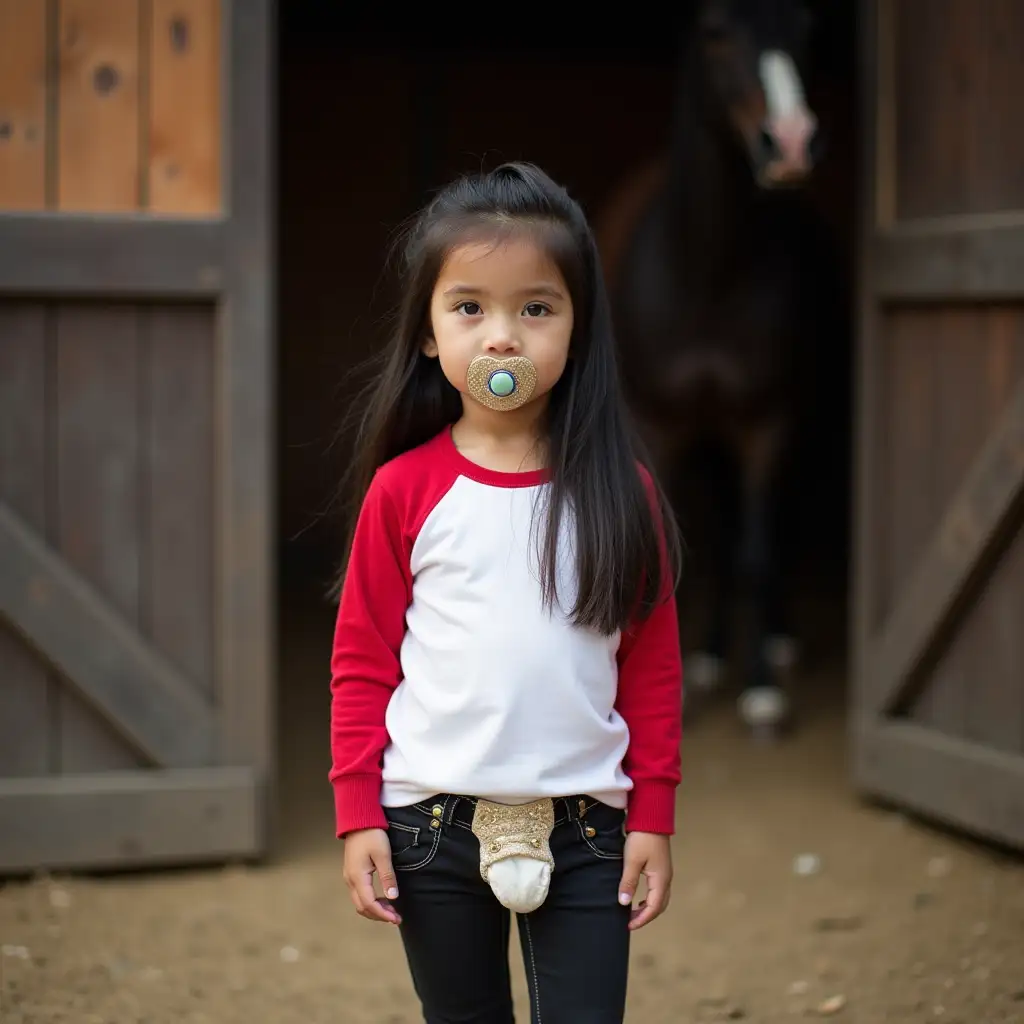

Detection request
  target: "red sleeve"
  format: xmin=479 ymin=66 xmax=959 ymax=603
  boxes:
xmin=329 ymin=472 xmax=412 ymax=837
xmin=614 ymin=465 xmax=683 ymax=835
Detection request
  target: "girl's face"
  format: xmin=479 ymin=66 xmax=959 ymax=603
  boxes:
xmin=424 ymin=235 xmax=574 ymax=416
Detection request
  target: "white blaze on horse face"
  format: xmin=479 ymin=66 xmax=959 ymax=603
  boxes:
xmin=758 ymin=49 xmax=817 ymax=182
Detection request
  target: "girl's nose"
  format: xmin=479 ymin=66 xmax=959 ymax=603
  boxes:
xmin=484 ymin=335 xmax=520 ymax=356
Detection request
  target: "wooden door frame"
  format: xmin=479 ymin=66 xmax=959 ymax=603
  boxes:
xmin=0 ymin=1 xmax=275 ymax=871
xmin=851 ymin=0 xmax=1024 ymax=849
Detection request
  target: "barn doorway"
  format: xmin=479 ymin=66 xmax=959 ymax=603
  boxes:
xmin=272 ymin=0 xmax=860 ymax=858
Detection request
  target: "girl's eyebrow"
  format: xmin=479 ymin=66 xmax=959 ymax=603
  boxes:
xmin=442 ymin=284 xmax=566 ymax=299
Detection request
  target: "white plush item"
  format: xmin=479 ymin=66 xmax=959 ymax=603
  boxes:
xmin=485 ymin=856 xmax=552 ymax=914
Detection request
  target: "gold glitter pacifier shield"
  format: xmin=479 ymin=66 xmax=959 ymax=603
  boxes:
xmin=465 ymin=355 xmax=538 ymax=411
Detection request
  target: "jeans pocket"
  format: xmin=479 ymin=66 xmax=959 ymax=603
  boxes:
xmin=577 ymin=801 xmax=627 ymax=861
xmin=384 ymin=801 xmax=444 ymax=872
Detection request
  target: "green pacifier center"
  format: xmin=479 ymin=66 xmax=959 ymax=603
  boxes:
xmin=488 ymin=370 xmax=516 ymax=397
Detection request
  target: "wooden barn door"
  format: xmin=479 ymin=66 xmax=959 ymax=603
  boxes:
xmin=0 ymin=1 xmax=273 ymax=871
xmin=852 ymin=0 xmax=1024 ymax=850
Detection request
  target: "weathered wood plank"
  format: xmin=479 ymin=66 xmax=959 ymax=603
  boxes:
xmin=0 ymin=502 xmax=215 ymax=767
xmin=894 ymin=1 xmax=1024 ymax=221
xmin=146 ymin=305 xmax=215 ymax=694
xmin=0 ymin=303 xmax=50 ymax=775
xmin=58 ymin=0 xmax=141 ymax=211
xmin=961 ymin=323 xmax=1024 ymax=754
xmin=892 ymin=1 xmax=971 ymax=223
xmin=219 ymin=0 xmax=274 ymax=778
xmin=880 ymin=308 xmax=936 ymax=623
xmin=914 ymin=309 xmax=987 ymax=735
xmin=149 ymin=0 xmax=221 ymax=214
xmin=957 ymin=527 xmax=1024 ymax=755
xmin=0 ymin=767 xmax=259 ymax=873
xmin=55 ymin=305 xmax=142 ymax=771
xmin=865 ymin=374 xmax=1024 ymax=713
xmin=0 ymin=304 xmax=47 ymax=533
xmin=0 ymin=0 xmax=48 ymax=210
xmin=0 ymin=214 xmax=224 ymax=296
xmin=873 ymin=225 xmax=1024 ymax=300
xmin=853 ymin=718 xmax=1024 ymax=850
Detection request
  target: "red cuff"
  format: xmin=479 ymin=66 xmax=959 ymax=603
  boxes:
xmin=333 ymin=773 xmax=387 ymax=837
xmin=625 ymin=780 xmax=677 ymax=835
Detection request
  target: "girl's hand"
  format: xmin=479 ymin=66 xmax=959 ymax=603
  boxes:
xmin=618 ymin=831 xmax=673 ymax=930
xmin=343 ymin=828 xmax=402 ymax=925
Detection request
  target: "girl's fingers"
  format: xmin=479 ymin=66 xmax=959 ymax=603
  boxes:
xmin=628 ymin=881 xmax=669 ymax=931
xmin=355 ymin=870 xmax=400 ymax=924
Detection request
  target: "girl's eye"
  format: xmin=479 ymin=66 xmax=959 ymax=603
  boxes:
xmin=456 ymin=301 xmax=482 ymax=316
xmin=524 ymin=302 xmax=551 ymax=318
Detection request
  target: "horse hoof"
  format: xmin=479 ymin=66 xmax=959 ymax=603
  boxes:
xmin=737 ymin=686 xmax=790 ymax=735
xmin=686 ymin=651 xmax=725 ymax=691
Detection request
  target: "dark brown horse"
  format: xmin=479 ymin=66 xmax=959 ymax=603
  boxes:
xmin=599 ymin=0 xmax=842 ymax=738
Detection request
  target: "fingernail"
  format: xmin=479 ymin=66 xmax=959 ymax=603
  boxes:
xmin=619 ymin=893 xmax=631 ymax=905
xmin=386 ymin=887 xmax=399 ymax=900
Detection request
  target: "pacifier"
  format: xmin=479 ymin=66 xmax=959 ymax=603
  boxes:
xmin=465 ymin=355 xmax=538 ymax=412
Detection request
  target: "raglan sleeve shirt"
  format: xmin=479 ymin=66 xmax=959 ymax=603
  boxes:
xmin=329 ymin=449 xmax=683 ymax=839
xmin=329 ymin=470 xmax=412 ymax=837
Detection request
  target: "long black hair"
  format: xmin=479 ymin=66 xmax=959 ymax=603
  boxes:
xmin=337 ymin=161 xmax=682 ymax=635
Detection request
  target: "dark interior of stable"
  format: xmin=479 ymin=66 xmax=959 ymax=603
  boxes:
xmin=272 ymin=0 xmax=860 ymax=845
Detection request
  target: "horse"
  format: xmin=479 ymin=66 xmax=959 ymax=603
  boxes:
xmin=598 ymin=0 xmax=843 ymax=739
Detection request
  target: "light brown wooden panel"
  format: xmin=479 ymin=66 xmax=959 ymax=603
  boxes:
xmin=894 ymin=0 xmax=1024 ymax=221
xmin=55 ymin=305 xmax=144 ymax=770
xmin=148 ymin=0 xmax=221 ymax=214
xmin=0 ymin=304 xmax=51 ymax=775
xmin=58 ymin=0 xmax=140 ymax=212
xmin=0 ymin=0 xmax=48 ymax=210
xmin=146 ymin=306 xmax=215 ymax=694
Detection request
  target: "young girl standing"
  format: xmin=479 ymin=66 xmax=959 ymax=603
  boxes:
xmin=329 ymin=162 xmax=684 ymax=1024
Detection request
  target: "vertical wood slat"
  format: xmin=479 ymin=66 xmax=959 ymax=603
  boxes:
xmin=0 ymin=0 xmax=48 ymax=210
xmin=220 ymin=0 xmax=274 ymax=780
xmin=895 ymin=0 xmax=1024 ymax=221
xmin=147 ymin=306 xmax=215 ymax=695
xmin=55 ymin=306 xmax=144 ymax=771
xmin=148 ymin=0 xmax=221 ymax=214
xmin=955 ymin=313 xmax=1024 ymax=754
xmin=914 ymin=310 xmax=986 ymax=734
xmin=0 ymin=304 xmax=51 ymax=775
xmin=880 ymin=310 xmax=936 ymax=623
xmin=57 ymin=0 xmax=141 ymax=212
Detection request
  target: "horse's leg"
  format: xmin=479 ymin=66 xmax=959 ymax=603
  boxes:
xmin=732 ymin=420 xmax=795 ymax=739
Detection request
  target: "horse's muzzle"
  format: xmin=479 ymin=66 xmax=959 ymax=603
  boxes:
xmin=754 ymin=113 xmax=824 ymax=188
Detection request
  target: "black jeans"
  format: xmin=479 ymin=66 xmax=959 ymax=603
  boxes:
xmin=385 ymin=793 xmax=631 ymax=1024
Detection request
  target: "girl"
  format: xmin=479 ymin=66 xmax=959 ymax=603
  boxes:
xmin=329 ymin=162 xmax=684 ymax=1024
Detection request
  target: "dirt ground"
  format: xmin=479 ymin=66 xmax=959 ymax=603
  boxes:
xmin=2 ymin=596 xmax=1022 ymax=1024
